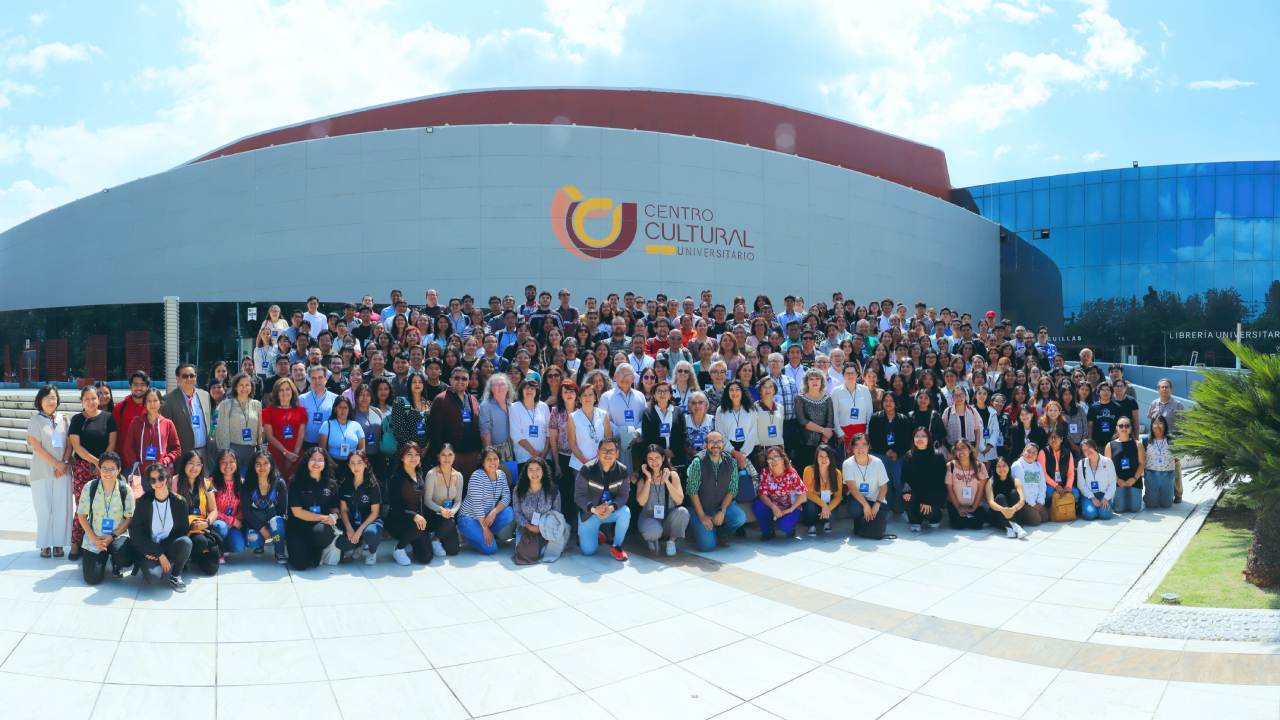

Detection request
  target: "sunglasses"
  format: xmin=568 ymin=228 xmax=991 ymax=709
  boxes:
xmin=180 ymin=374 xmax=197 ymax=379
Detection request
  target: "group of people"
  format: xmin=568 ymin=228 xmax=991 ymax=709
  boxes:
xmin=23 ymin=286 xmax=1186 ymax=589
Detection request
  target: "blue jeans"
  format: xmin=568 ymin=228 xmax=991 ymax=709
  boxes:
xmin=244 ymin=516 xmax=286 ymax=560
xmin=688 ymin=503 xmax=746 ymax=551
xmin=336 ymin=520 xmax=383 ymax=554
xmin=1144 ymin=470 xmax=1174 ymax=509
xmin=874 ymin=454 xmax=905 ymax=513
xmin=458 ymin=508 xmax=515 ymax=555
xmin=1081 ymin=496 xmax=1113 ymax=520
xmin=1112 ymin=484 xmax=1143 ymax=513
xmin=578 ymin=505 xmax=633 ymax=555
xmin=212 ymin=519 xmax=246 ymax=554
xmin=752 ymin=500 xmax=801 ymax=537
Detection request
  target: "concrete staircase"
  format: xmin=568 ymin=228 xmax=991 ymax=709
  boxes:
xmin=0 ymin=391 xmax=85 ymax=486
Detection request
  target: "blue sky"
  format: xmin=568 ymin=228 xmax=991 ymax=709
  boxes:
xmin=0 ymin=0 xmax=1272 ymax=231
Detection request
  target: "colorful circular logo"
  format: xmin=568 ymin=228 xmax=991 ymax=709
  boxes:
xmin=550 ymin=186 xmax=638 ymax=261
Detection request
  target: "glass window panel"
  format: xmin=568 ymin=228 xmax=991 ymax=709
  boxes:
xmin=1236 ymin=162 xmax=1255 ymax=174
xmin=1236 ymin=175 xmax=1254 ymax=217
xmin=999 ymin=181 xmax=1016 ymax=195
xmin=1121 ymin=264 xmax=1139 ymax=300
xmin=1176 ymin=261 xmax=1194 ymax=298
xmin=1257 ymin=218 xmax=1274 ymax=261
xmin=1062 ymin=267 xmax=1084 ymax=308
xmin=1067 ymin=172 xmax=1084 ymax=186
xmin=1138 ymin=223 xmax=1157 ymax=264
xmin=1194 ymin=262 xmax=1214 ymax=295
xmin=1050 ymin=174 xmax=1068 ymax=188
xmin=1103 ymin=264 xmax=1122 ymax=300
xmin=1085 ymin=265 xmax=1105 ymax=303
xmin=1196 ymin=177 xmax=1216 ymax=218
xmin=970 ymin=185 xmax=985 ymax=198
xmin=1140 ymin=166 xmax=1159 ymax=180
xmin=1235 ymin=261 xmax=1254 ymax=302
xmin=1086 ymin=171 xmax=1103 ymax=184
xmin=1138 ymin=263 xmax=1157 ymax=297
xmin=1235 ymin=219 xmax=1254 ymax=261
xmin=1033 ymin=189 xmax=1050 ymax=230
xmin=1033 ymin=176 xmax=1050 ymax=190
xmin=1140 ymin=179 xmax=1158 ymax=222
xmin=1016 ymin=191 xmax=1034 ymax=232
xmin=1049 ymin=188 xmax=1067 ymax=227
xmin=1254 ymin=262 xmax=1273 ymax=307
xmin=1000 ymin=241 xmax=1017 ymax=273
xmin=1000 ymin=193 xmax=1016 ymax=228
xmin=1016 ymin=179 xmax=1034 ymax=192
xmin=1085 ymin=226 xmax=1104 ymax=267
xmin=1103 ymin=182 xmax=1121 ymax=223
xmin=1177 ymin=164 xmax=1195 ymax=177
xmin=1177 ymin=220 xmax=1195 ymax=262
xmin=1157 ymin=178 xmax=1176 ymax=221
xmin=1085 ymin=185 xmax=1103 ymax=225
xmin=1258 ymin=162 xmax=1274 ymax=173
xmin=1157 ymin=221 xmax=1177 ymax=263
xmin=1157 ymin=262 xmax=1177 ymax=294
xmin=1216 ymin=176 xmax=1235 ymax=218
xmin=1158 ymin=164 xmax=1178 ymax=178
xmin=1215 ymin=218 xmax=1234 ymax=262
xmin=1102 ymin=224 xmax=1121 ymax=265
xmin=1120 ymin=167 xmax=1140 ymax=181
xmin=1121 ymin=181 xmax=1140 ymax=222
xmin=1061 ymin=226 xmax=1083 ymax=267
xmin=1256 ymin=175 xmax=1274 ymax=218
xmin=982 ymin=196 xmax=997 ymax=223
xmin=1048 ymin=225 xmax=1068 ymax=266
xmin=1215 ymin=261 xmax=1234 ymax=291
xmin=1176 ymin=177 xmax=1195 ymax=219
xmin=1104 ymin=169 xmax=1122 ymax=183
xmin=1067 ymin=185 xmax=1085 ymax=226
xmin=1194 ymin=218 xmax=1215 ymax=262
xmin=1121 ymin=223 xmax=1140 ymax=265
xmin=1196 ymin=163 xmax=1215 ymax=177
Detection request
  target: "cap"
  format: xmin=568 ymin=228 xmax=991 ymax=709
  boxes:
xmin=986 ymin=310 xmax=996 ymax=318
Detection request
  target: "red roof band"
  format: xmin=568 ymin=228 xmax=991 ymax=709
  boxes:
xmin=189 ymin=88 xmax=952 ymax=202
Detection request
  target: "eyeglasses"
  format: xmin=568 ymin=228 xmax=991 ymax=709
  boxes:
xmin=180 ymin=374 xmax=197 ymax=379
xmin=676 ymin=369 xmax=690 ymax=374
xmin=600 ymin=448 xmax=618 ymax=455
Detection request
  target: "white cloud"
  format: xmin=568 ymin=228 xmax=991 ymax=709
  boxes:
xmin=1083 ymin=151 xmax=1106 ymax=163
xmin=1188 ymin=78 xmax=1255 ymax=90
xmin=544 ymin=0 xmax=641 ymax=57
xmin=994 ymin=144 xmax=1010 ymax=158
xmin=1074 ymin=8 xmax=1144 ymax=78
xmin=29 ymin=13 xmax=50 ymax=27
xmin=0 ymin=179 xmax=68 ymax=232
xmin=8 ymin=42 xmax=96 ymax=72
xmin=994 ymin=1 xmax=1054 ymax=24
xmin=1159 ymin=20 xmax=1173 ymax=37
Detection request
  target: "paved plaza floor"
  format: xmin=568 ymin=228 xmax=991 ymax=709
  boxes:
xmin=0 ymin=476 xmax=1276 ymax=720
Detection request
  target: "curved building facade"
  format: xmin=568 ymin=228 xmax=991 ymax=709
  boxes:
xmin=0 ymin=88 xmax=997 ymax=381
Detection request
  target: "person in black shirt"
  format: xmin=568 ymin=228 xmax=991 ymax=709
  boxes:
xmin=286 ymin=447 xmax=340 ymax=570
xmin=423 ymin=358 xmax=447 ymax=402
xmin=901 ymin=426 xmax=946 ymax=531
xmin=336 ymin=451 xmax=382 ymax=565
xmin=1086 ymin=382 xmax=1123 ymax=445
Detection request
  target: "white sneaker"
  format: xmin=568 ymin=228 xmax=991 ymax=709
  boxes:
xmin=1006 ymin=527 xmax=1017 ymax=538
xmin=823 ymin=522 xmax=831 ymax=533
xmin=921 ymin=521 xmax=932 ymax=529
xmin=393 ymin=547 xmax=411 ymax=566
xmin=900 ymin=512 xmax=910 ymax=524
xmin=807 ymin=526 xmax=817 ymax=537
xmin=364 ymin=552 xmax=377 ymax=565
xmin=910 ymin=524 xmax=921 ymax=532
xmin=665 ymin=540 xmax=677 ymax=556
xmin=648 ymin=540 xmax=659 ymax=553
xmin=1013 ymin=523 xmax=1028 ymax=539
xmin=431 ymin=539 xmax=445 ymax=558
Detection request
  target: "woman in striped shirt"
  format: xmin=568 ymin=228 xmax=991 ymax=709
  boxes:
xmin=458 ymin=447 xmax=515 ymax=555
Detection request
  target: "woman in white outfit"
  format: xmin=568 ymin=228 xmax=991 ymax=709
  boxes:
xmin=567 ymin=383 xmax=612 ymax=470
xmin=26 ymin=385 xmax=72 ymax=558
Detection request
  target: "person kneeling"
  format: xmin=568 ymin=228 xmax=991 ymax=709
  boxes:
xmin=986 ymin=457 xmax=1029 ymax=539
xmin=75 ymin=452 xmax=135 ymax=584
xmin=174 ymin=450 xmax=221 ymax=576
xmin=459 ymin=447 xmax=516 ymax=555
xmin=945 ymin=440 xmax=987 ymax=530
xmin=336 ymin=451 xmax=382 ymax=565
xmin=573 ymin=437 xmax=631 ymax=561
xmin=129 ymin=464 xmax=193 ymax=593
xmin=285 ymin=448 xmax=341 ymax=570
xmin=1078 ymin=440 xmax=1116 ymax=521
xmin=842 ymin=434 xmax=892 ymax=540
xmin=511 ymin=458 xmax=568 ymax=564
xmin=636 ymin=445 xmax=689 ymax=556
xmin=755 ymin=446 xmax=805 ymax=540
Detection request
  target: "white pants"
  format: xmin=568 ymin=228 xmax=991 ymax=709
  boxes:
xmin=31 ymin=476 xmax=72 ymax=549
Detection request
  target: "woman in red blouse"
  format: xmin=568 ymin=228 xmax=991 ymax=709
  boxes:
xmin=210 ymin=449 xmax=245 ymax=558
xmin=753 ymin=446 xmax=807 ymax=540
xmin=262 ymin=379 xmax=307 ymax=478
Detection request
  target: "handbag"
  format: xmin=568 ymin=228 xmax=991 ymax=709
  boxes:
xmin=1049 ymin=489 xmax=1076 ymax=522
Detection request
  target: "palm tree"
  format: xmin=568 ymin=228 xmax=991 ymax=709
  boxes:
xmin=1176 ymin=340 xmax=1280 ymax=587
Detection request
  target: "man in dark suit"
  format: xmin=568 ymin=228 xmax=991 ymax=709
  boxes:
xmin=159 ymin=363 xmax=215 ymax=469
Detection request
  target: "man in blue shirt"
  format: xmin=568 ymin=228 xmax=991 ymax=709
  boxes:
xmin=776 ymin=295 xmax=804 ymax=332
xmin=298 ymin=366 xmax=337 ymax=450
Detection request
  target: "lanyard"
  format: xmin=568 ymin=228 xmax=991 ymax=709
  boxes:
xmin=100 ymin=482 xmax=116 ymax=523
xmin=183 ymin=391 xmax=197 ymax=417
xmin=583 ymin=409 xmax=599 ymax=442
xmin=140 ymin=417 xmax=161 ymax=465
xmin=156 ymin=498 xmax=170 ymax=533
xmin=852 ymin=457 xmax=871 ymax=486
xmin=522 ymin=402 xmax=539 ymax=429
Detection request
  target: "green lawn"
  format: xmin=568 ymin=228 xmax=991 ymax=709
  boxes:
xmin=1151 ymin=495 xmax=1280 ymax=609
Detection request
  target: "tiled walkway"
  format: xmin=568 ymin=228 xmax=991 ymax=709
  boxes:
xmin=0 ymin=476 xmax=1275 ymax=720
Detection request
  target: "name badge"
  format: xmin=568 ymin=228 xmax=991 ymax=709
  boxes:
xmin=961 ymin=486 xmax=973 ymax=500
xmin=144 ymin=446 xmax=158 ymax=461
xmin=461 ymin=407 xmax=471 ymax=422
xmin=983 ymin=428 xmax=990 ymax=439
xmin=859 ymin=482 xmax=870 ymax=494
xmin=850 ymin=408 xmax=859 ymax=420
xmin=416 ymin=420 xmax=425 ymax=433
xmin=443 ymin=500 xmax=453 ymax=509
xmin=262 ymin=361 xmax=269 ymax=370
xmin=51 ymin=431 xmax=64 ymax=448
xmin=1121 ymin=458 xmax=1130 ymax=469
xmin=886 ymin=433 xmax=895 ymax=445
xmin=340 ymin=443 xmax=349 ymax=455
xmin=531 ymin=512 xmax=542 ymax=526
xmin=735 ymin=427 xmax=745 ymax=441
xmin=659 ymin=423 xmax=671 ymax=438
xmin=529 ymin=425 xmax=539 ymax=438
xmin=653 ymin=504 xmax=665 ymax=520
xmin=1101 ymin=421 xmax=1110 ymax=433
xmin=242 ymin=428 xmax=252 ymax=442
xmin=768 ymin=425 xmax=777 ymax=438
xmin=1069 ymin=423 xmax=1078 ymax=434
xmin=821 ymin=490 xmax=831 ymax=503
xmin=312 ymin=411 xmax=324 ymax=423
xmin=271 ymin=330 xmax=279 ymax=338
xmin=283 ymin=426 xmax=293 ymax=440
xmin=996 ymin=437 xmax=1004 ymax=447
xmin=1091 ymin=481 xmax=1099 ymax=491
xmin=189 ymin=506 xmax=202 ymax=517
xmin=100 ymin=518 xmax=114 ymax=535
xmin=624 ymin=409 xmax=635 ymax=422
xmin=601 ymin=490 xmax=612 ymax=505
xmin=353 ymin=509 xmax=361 ymax=524
xmin=191 ymin=414 xmax=201 ymax=427
xmin=1055 ymin=472 xmax=1062 ymax=483
xmin=310 ymin=505 xmax=321 ymax=514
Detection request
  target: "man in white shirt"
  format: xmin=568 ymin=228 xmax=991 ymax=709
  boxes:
xmin=299 ymin=366 xmax=338 ymax=449
xmin=627 ymin=335 xmax=655 ymax=371
xmin=600 ymin=363 xmax=646 ymax=465
xmin=782 ymin=345 xmax=808 ymax=390
xmin=831 ymin=363 xmax=873 ymax=455
xmin=302 ymin=296 xmax=326 ymax=340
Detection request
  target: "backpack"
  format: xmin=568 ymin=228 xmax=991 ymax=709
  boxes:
xmin=88 ymin=478 xmax=130 ymax=513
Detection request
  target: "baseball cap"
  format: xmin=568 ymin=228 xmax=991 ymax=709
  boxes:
xmin=986 ymin=310 xmax=996 ymax=318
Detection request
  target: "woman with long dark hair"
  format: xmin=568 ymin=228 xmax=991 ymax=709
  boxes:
xmin=209 ymin=449 xmax=245 ymax=558
xmin=174 ymin=450 xmax=220 ymax=575
xmin=336 ymin=450 xmax=381 ymax=565
xmin=240 ymin=450 xmax=288 ymax=563
xmin=511 ymin=457 xmax=565 ymax=564
xmin=286 ymin=447 xmax=340 ymax=570
xmin=386 ymin=442 xmax=432 ymax=565
xmin=67 ymin=385 xmax=117 ymax=560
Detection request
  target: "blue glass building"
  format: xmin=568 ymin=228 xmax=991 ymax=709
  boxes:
xmin=953 ymin=162 xmax=1279 ymax=338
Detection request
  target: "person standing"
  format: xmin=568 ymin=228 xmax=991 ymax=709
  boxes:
xmin=159 ymin=363 xmax=214 ymax=469
xmin=1147 ymin=379 xmax=1186 ymax=504
xmin=868 ymin=393 xmax=910 ymax=524
xmin=74 ymin=452 xmax=135 ymax=584
xmin=426 ymin=367 xmax=483 ymax=480
xmin=831 ymin=363 xmax=872 ymax=456
xmin=27 ymin=385 xmax=72 ymax=558
xmin=113 ymin=371 xmax=151 ymax=444
xmin=67 ymin=385 xmax=118 ymax=560
xmin=214 ymin=373 xmax=264 ymax=471
xmin=298 ymin=366 xmax=338 ymax=452
xmin=262 ymin=378 xmax=306 ymax=478
xmin=600 ymin=363 xmax=646 ymax=471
